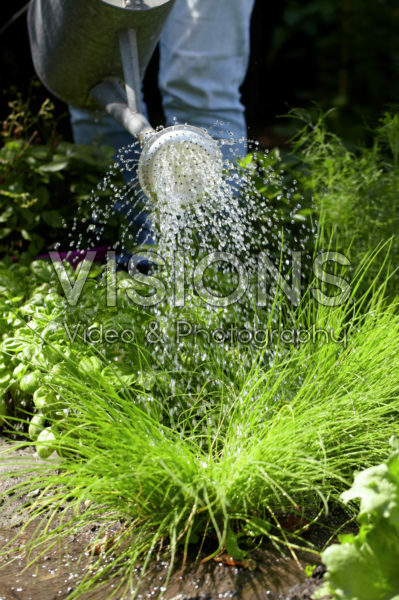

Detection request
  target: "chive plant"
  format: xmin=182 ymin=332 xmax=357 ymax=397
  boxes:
xmin=2 ymin=254 xmax=399 ymax=599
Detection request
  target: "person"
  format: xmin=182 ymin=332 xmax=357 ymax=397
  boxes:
xmin=69 ymin=0 xmax=256 ymax=247
xmin=70 ymin=0 xmax=255 ymax=159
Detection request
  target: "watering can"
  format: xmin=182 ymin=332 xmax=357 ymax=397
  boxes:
xmin=28 ymin=0 xmax=222 ymax=202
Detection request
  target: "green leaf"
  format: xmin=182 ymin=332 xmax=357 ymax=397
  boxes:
xmin=321 ymin=447 xmax=399 ymax=599
xmin=42 ymin=210 xmax=63 ymax=227
xmin=30 ymin=260 xmax=54 ymax=283
xmin=239 ymin=154 xmax=253 ymax=167
xmin=38 ymin=159 xmax=69 ymax=173
xmin=305 ymin=564 xmax=317 ymax=578
xmin=29 ymin=146 xmax=51 ymax=160
xmin=341 ymin=464 xmax=399 ymax=525
xmin=0 ymin=206 xmax=13 ymax=223
xmin=296 ymin=208 xmax=316 ymax=217
xmin=320 ymin=521 xmax=399 ymax=600
xmin=387 ymin=452 xmax=399 ymax=483
xmin=21 ymin=229 xmax=33 ymax=241
xmin=225 ymin=528 xmax=248 ymax=560
xmin=0 ymin=228 xmax=12 ymax=239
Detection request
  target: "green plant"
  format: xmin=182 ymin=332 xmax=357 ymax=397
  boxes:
xmin=284 ymin=109 xmax=399 ymax=298
xmin=317 ymin=437 xmax=399 ymax=600
xmin=0 ymin=95 xmax=123 ymax=257
xmin=2 ymin=247 xmax=399 ymax=597
xmin=3 ymin=105 xmax=399 ymax=598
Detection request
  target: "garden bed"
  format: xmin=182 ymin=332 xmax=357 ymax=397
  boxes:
xmin=2 ymin=108 xmax=399 ymax=600
xmin=0 ymin=439 xmax=327 ymax=600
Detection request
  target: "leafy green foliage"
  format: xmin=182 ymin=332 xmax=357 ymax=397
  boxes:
xmin=0 ymin=95 xmax=123 ymax=257
xmin=284 ymin=110 xmax=399 ymax=297
xmin=2 ymin=96 xmax=399 ymax=596
xmin=238 ymin=148 xmax=315 ymax=263
xmin=0 ymin=255 xmax=153 ymax=436
xmin=318 ymin=439 xmax=399 ymax=600
xmin=2 ymin=248 xmax=399 ymax=596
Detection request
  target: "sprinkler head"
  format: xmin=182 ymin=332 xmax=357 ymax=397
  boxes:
xmin=138 ymin=125 xmax=223 ymax=206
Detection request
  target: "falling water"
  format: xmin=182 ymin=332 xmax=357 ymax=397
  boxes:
xmin=61 ymin=124 xmax=313 ymax=410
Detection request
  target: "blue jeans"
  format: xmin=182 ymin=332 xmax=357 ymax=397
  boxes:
xmin=69 ymin=0 xmax=255 ymax=244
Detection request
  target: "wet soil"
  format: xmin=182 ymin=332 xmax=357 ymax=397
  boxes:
xmin=0 ymin=439 xmax=332 ymax=600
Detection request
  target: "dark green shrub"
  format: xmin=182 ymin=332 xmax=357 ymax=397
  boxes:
xmin=0 ymin=95 xmax=123 ymax=258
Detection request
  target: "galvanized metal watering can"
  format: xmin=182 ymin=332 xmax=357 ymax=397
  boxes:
xmin=28 ymin=0 xmax=222 ymax=201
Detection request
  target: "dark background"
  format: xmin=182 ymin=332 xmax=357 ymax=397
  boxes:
xmin=1 ymin=0 xmax=399 ymax=146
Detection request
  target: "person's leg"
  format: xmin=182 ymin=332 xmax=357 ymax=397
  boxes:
xmin=159 ymin=0 xmax=255 ymax=158
xmin=69 ymin=106 xmax=133 ymax=150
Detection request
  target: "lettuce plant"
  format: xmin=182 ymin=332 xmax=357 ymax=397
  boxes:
xmin=318 ymin=438 xmax=399 ymax=600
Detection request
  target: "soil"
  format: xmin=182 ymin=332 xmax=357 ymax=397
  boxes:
xmin=0 ymin=439 xmax=332 ymax=600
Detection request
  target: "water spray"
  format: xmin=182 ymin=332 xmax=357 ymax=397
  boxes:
xmin=28 ymin=0 xmax=222 ymax=204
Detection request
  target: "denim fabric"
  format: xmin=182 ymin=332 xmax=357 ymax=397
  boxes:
xmin=70 ymin=0 xmax=254 ymax=154
xmin=159 ymin=0 xmax=255 ymax=155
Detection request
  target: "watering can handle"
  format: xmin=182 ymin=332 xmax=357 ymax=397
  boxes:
xmin=119 ymin=29 xmax=143 ymax=115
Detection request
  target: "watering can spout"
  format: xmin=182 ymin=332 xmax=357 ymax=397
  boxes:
xmin=28 ymin=0 xmax=175 ymax=140
xmin=90 ymin=78 xmax=154 ymax=143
